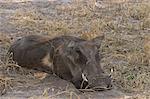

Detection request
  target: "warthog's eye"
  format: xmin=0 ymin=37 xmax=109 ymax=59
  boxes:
xmin=75 ymin=48 xmax=82 ymax=55
xmin=75 ymin=48 xmax=87 ymax=64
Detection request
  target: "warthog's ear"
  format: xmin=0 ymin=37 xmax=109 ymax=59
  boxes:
xmin=91 ymin=35 xmax=104 ymax=48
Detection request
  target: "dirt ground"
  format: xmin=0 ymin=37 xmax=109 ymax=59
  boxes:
xmin=0 ymin=0 xmax=150 ymax=98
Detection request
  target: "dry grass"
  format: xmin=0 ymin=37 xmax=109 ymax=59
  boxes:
xmin=144 ymin=34 xmax=150 ymax=60
xmin=0 ymin=0 xmax=150 ymax=97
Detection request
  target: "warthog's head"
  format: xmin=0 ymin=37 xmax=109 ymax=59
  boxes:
xmin=53 ymin=36 xmax=112 ymax=91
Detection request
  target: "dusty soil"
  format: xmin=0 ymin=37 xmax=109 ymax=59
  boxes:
xmin=0 ymin=0 xmax=150 ymax=98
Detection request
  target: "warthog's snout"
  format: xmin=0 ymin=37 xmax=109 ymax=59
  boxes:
xmin=82 ymin=73 xmax=113 ymax=91
xmin=82 ymin=74 xmax=113 ymax=91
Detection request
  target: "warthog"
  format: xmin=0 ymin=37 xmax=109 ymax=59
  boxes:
xmin=9 ymin=35 xmax=112 ymax=91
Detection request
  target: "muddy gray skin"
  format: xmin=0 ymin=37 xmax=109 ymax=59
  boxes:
xmin=9 ymin=35 xmax=112 ymax=91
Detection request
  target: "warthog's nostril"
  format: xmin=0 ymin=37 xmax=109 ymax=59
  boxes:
xmin=107 ymin=84 xmax=113 ymax=89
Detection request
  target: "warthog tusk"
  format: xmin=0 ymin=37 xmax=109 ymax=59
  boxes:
xmin=110 ymin=68 xmax=114 ymax=73
xmin=82 ymin=73 xmax=88 ymax=82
